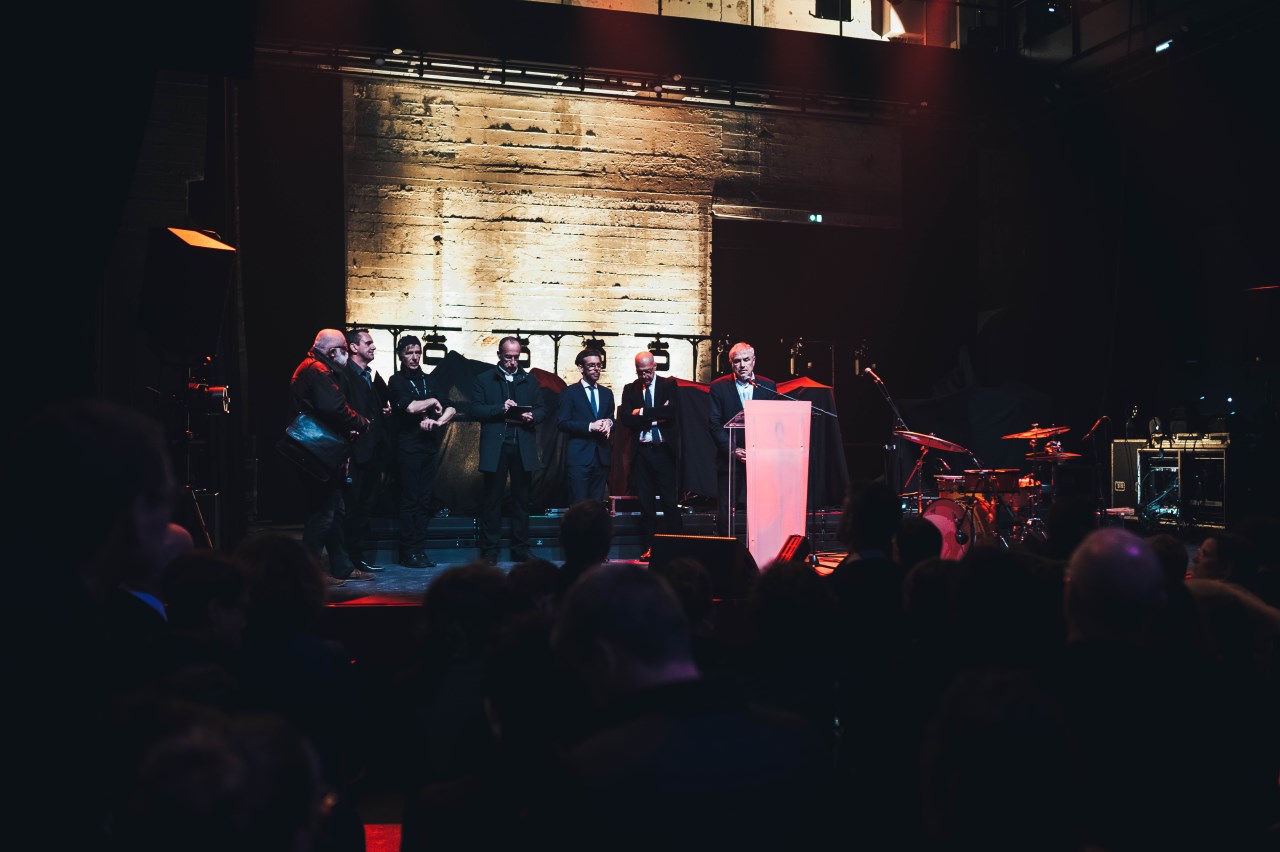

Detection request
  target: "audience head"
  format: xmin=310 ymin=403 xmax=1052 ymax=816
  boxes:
xmin=121 ymin=710 xmax=328 ymax=852
xmin=560 ymin=499 xmax=613 ymax=569
xmin=551 ymin=564 xmax=697 ymax=702
xmin=419 ymin=560 xmax=516 ymax=663
xmin=1190 ymin=531 xmax=1258 ymax=587
xmin=894 ymin=514 xmax=944 ymax=571
xmin=747 ymin=560 xmax=838 ymax=660
xmin=837 ymin=479 xmax=903 ymax=553
xmin=235 ymin=533 xmax=328 ymax=638
xmin=9 ymin=398 xmax=177 ymax=600
xmin=649 ymin=557 xmax=715 ymax=634
xmin=1146 ymin=532 xmax=1190 ymax=587
xmin=1041 ymin=496 xmax=1098 ymax=559
xmin=507 ymin=557 xmax=562 ymax=614
xmin=160 ymin=550 xmax=251 ymax=647
xmin=920 ymin=667 xmax=1085 ymax=852
xmin=1064 ymin=528 xmax=1165 ymax=643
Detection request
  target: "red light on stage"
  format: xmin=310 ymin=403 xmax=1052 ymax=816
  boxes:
xmin=166 ymin=227 xmax=236 ymax=251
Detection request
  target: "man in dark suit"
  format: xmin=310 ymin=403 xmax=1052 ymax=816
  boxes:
xmin=472 ymin=336 xmax=546 ymax=563
xmin=557 ymin=347 xmax=615 ymax=506
xmin=342 ymin=328 xmax=389 ymax=578
xmin=619 ymin=350 xmax=683 ymax=556
xmin=707 ymin=341 xmax=777 ymax=537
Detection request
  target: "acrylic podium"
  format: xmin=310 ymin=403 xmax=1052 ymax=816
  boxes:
xmin=724 ymin=399 xmax=812 ymax=568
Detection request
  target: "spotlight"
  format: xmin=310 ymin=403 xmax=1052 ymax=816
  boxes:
xmin=584 ymin=335 xmax=607 ymax=369
xmin=647 ymin=337 xmax=671 ymax=372
xmin=422 ymin=331 xmax=449 ymax=366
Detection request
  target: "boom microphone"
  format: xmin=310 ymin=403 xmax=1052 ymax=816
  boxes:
xmin=1081 ymin=415 xmax=1109 ymax=442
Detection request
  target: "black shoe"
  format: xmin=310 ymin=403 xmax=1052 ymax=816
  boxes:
xmin=356 ymin=559 xmax=383 ymax=573
xmin=415 ymin=551 xmax=437 ymax=568
xmin=402 ymin=551 xmax=425 ymax=568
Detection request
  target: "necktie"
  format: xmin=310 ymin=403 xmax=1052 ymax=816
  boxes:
xmin=646 ymin=383 xmax=661 ymax=443
xmin=363 ymin=368 xmax=372 ymax=387
xmin=589 ymin=384 xmax=598 ymax=417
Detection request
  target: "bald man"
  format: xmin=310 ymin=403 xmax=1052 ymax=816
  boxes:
xmin=289 ymin=328 xmax=371 ymax=583
xmin=619 ymin=351 xmax=683 ymax=556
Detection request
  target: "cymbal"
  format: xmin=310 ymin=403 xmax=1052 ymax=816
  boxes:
xmin=1003 ymin=425 xmax=1070 ymax=440
xmin=893 ymin=430 xmax=971 ymax=454
xmin=1026 ymin=451 xmax=1082 ymax=462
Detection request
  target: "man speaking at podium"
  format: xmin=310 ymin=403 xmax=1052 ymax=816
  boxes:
xmin=708 ymin=341 xmax=776 ymax=537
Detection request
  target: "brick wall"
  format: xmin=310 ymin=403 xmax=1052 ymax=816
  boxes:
xmin=344 ymin=80 xmax=899 ymax=384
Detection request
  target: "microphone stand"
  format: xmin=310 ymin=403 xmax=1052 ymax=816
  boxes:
xmin=863 ymin=368 xmax=916 ymax=503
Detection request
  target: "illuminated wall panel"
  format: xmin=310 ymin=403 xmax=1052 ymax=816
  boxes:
xmin=344 ymin=80 xmax=899 ymax=386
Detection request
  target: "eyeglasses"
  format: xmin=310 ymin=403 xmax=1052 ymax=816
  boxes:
xmin=327 ymin=346 xmax=348 ymax=356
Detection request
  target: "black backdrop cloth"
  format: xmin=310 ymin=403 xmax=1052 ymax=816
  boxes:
xmin=422 ymin=351 xmax=848 ymax=514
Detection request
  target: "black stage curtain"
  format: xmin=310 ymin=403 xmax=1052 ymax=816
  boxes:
xmin=423 ymin=353 xmax=848 ymax=514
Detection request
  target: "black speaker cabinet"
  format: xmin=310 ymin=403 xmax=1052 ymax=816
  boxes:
xmin=649 ymin=534 xmax=759 ymax=600
xmin=1110 ymin=439 xmax=1145 ymax=509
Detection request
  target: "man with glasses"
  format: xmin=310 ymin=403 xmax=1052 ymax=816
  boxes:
xmin=289 ymin=328 xmax=369 ymax=584
xmin=471 ymin=336 xmax=546 ymax=563
xmin=558 ymin=347 xmax=615 ymax=506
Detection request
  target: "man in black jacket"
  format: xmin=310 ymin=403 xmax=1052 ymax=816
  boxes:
xmin=342 ymin=328 xmax=389 ymax=577
xmin=290 ymin=328 xmax=369 ymax=583
xmin=619 ymin=351 xmax=683 ymax=557
xmin=387 ymin=335 xmax=456 ymax=568
xmin=471 ymin=336 xmax=546 ymax=563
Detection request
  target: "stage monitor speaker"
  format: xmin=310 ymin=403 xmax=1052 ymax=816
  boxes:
xmin=1110 ymin=439 xmax=1145 ymax=509
xmin=140 ymin=227 xmax=236 ymax=366
xmin=650 ymin=534 xmax=759 ymax=600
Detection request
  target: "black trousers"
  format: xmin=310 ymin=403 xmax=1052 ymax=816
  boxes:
xmin=631 ymin=441 xmax=682 ymax=548
xmin=297 ymin=467 xmax=354 ymax=578
xmin=480 ymin=442 xmax=532 ymax=561
xmin=343 ymin=453 xmax=384 ymax=564
xmin=566 ymin=460 xmax=608 ymax=506
xmin=397 ymin=446 xmax=439 ymax=554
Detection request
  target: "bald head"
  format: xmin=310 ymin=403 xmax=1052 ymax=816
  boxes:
xmin=312 ymin=329 xmax=348 ymax=366
xmin=634 ymin=351 xmax=657 ymax=384
xmin=1064 ymin=528 xmax=1166 ymax=642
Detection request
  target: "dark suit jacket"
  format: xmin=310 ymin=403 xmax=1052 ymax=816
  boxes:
xmin=344 ymin=360 xmax=387 ymax=464
xmin=707 ymin=374 xmax=777 ymax=465
xmin=471 ymin=365 xmax=545 ymax=473
xmin=619 ymin=374 xmax=681 ymax=456
xmin=558 ymin=382 xmax=615 ymax=467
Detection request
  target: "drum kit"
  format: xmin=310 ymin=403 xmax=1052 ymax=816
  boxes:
xmin=895 ymin=423 xmax=1081 ymax=555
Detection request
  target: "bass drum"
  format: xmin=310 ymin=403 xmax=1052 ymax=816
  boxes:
xmin=922 ymin=497 xmax=997 ymax=559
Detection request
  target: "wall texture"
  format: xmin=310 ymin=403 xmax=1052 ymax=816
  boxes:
xmin=343 ymin=79 xmax=900 ymax=384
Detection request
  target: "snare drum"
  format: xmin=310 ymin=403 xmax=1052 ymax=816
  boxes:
xmin=934 ymin=474 xmax=966 ymax=500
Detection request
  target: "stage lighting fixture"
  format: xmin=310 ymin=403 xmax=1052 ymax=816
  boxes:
xmin=422 ymin=331 xmax=449 ymax=365
xmin=647 ymin=337 xmax=671 ymax=372
xmin=813 ymin=0 xmax=852 ymax=22
xmin=584 ymin=335 xmax=608 ymax=369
